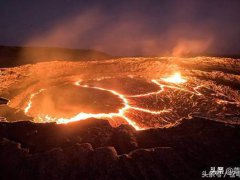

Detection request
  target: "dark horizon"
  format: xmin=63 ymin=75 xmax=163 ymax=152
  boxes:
xmin=1 ymin=0 xmax=240 ymax=56
xmin=2 ymin=45 xmax=240 ymax=59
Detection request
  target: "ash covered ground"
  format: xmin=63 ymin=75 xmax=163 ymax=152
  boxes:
xmin=0 ymin=57 xmax=240 ymax=179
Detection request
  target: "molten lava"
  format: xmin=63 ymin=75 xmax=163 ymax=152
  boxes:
xmin=22 ymin=70 xmax=240 ymax=131
xmin=24 ymin=73 xmax=186 ymax=130
xmin=24 ymin=79 xmax=172 ymax=131
xmin=161 ymin=72 xmax=187 ymax=84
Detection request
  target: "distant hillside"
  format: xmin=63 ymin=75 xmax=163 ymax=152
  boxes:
xmin=0 ymin=46 xmax=112 ymax=67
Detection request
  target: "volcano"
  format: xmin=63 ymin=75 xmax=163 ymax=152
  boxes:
xmin=0 ymin=56 xmax=240 ymax=179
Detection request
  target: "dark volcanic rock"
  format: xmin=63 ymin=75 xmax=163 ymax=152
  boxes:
xmin=120 ymin=147 xmax=194 ymax=180
xmin=0 ymin=105 xmax=32 ymax=122
xmin=0 ymin=46 xmax=111 ymax=67
xmin=0 ymin=138 xmax=29 ymax=179
xmin=0 ymin=97 xmax=9 ymax=104
xmin=0 ymin=117 xmax=240 ymax=179
xmin=111 ymin=125 xmax=138 ymax=154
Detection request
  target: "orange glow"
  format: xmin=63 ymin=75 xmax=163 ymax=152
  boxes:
xmin=24 ymin=89 xmax=45 ymax=114
xmin=161 ymin=72 xmax=187 ymax=84
xmin=23 ymin=72 xmax=239 ymax=131
xmin=22 ymin=73 xmax=192 ymax=131
xmin=24 ymin=81 xmax=172 ymax=131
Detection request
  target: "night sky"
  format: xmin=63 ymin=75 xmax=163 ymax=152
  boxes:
xmin=0 ymin=0 xmax=240 ymax=56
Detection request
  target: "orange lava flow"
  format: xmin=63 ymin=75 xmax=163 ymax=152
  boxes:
xmin=24 ymin=89 xmax=45 ymax=114
xmin=24 ymin=72 xmax=190 ymax=130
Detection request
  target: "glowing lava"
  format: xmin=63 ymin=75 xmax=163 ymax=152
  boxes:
xmin=24 ymin=89 xmax=45 ymax=114
xmin=22 ymin=71 xmax=240 ymax=131
xmin=161 ymin=72 xmax=187 ymax=84
xmin=22 ymin=73 xmax=193 ymax=130
xmin=24 ymin=80 xmax=171 ymax=131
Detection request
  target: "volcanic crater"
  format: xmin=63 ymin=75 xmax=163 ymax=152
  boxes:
xmin=0 ymin=57 xmax=240 ymax=179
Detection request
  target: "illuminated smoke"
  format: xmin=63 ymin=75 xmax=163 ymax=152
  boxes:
xmin=20 ymin=7 xmax=215 ymax=58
